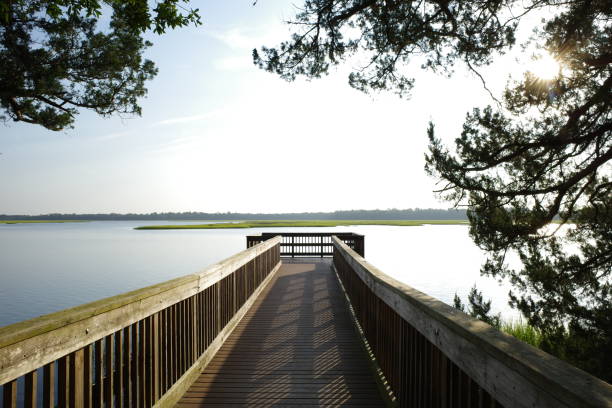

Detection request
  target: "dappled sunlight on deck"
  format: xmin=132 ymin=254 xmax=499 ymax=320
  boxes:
xmin=177 ymin=259 xmax=384 ymax=407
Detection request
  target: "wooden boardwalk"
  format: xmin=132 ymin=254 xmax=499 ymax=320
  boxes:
xmin=178 ymin=259 xmax=385 ymax=407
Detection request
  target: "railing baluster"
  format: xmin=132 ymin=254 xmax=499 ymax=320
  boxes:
xmin=190 ymin=293 xmax=196 ymax=363
xmin=209 ymin=285 xmax=214 ymax=346
xmin=121 ymin=325 xmax=132 ymax=407
xmin=197 ymin=293 xmax=202 ymax=356
xmin=247 ymin=233 xmax=363 ymax=257
xmin=43 ymin=362 xmax=55 ymax=408
xmin=58 ymin=354 xmax=69 ymax=407
xmin=84 ymin=344 xmax=92 ymax=408
xmin=24 ymin=370 xmax=37 ymax=408
xmin=179 ymin=300 xmax=185 ymax=377
xmin=184 ymin=300 xmax=190 ymax=369
xmin=137 ymin=321 xmax=145 ymax=407
xmin=145 ymin=317 xmax=152 ymax=407
xmin=115 ymin=329 xmax=124 ymax=407
xmin=130 ymin=323 xmax=139 ymax=408
xmin=104 ymin=334 xmax=114 ymax=408
xmin=152 ymin=313 xmax=160 ymax=403
xmin=69 ymin=348 xmax=84 ymax=408
xmin=94 ymin=339 xmax=103 ymax=408
xmin=2 ymin=379 xmax=17 ymax=408
xmin=170 ymin=305 xmax=176 ymax=386
xmin=160 ymin=309 xmax=167 ymax=395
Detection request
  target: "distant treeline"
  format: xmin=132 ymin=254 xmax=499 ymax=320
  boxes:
xmin=0 ymin=208 xmax=467 ymax=221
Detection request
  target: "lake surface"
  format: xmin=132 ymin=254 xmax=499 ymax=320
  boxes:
xmin=0 ymin=221 xmax=521 ymax=328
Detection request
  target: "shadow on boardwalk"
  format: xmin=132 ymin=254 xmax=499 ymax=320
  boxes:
xmin=178 ymin=259 xmax=385 ymax=407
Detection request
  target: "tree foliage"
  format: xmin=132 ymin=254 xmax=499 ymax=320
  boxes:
xmin=453 ymin=286 xmax=501 ymax=328
xmin=0 ymin=0 xmax=200 ymax=130
xmin=256 ymin=0 xmax=611 ymax=380
xmin=0 ymin=207 xmax=467 ymax=221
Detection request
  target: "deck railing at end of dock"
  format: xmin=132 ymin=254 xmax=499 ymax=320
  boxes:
xmin=247 ymin=232 xmax=364 ymax=258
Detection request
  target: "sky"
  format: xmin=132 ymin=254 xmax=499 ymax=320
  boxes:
xmin=0 ymin=1 xmax=534 ymax=215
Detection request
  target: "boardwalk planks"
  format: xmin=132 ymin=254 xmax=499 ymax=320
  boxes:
xmin=178 ymin=259 xmax=385 ymax=407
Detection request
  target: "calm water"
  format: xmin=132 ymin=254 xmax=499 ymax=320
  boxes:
xmin=0 ymin=221 xmax=520 ymax=328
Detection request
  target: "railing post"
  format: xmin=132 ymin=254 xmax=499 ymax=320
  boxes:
xmin=320 ymin=235 xmax=324 ymax=258
xmin=355 ymin=235 xmax=364 ymax=257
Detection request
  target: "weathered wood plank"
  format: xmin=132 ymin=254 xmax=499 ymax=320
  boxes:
xmin=177 ymin=259 xmax=385 ymax=407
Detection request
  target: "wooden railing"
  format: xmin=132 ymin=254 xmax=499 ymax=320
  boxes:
xmin=331 ymin=236 xmax=612 ymax=408
xmin=247 ymin=232 xmax=364 ymax=257
xmin=0 ymin=237 xmax=281 ymax=408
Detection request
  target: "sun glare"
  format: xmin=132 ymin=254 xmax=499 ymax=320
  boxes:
xmin=529 ymin=53 xmax=560 ymax=81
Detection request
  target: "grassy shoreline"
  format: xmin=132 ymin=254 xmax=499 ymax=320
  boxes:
xmin=1 ymin=220 xmax=89 ymax=224
xmin=134 ymin=219 xmax=468 ymax=230
xmin=501 ymin=319 xmax=543 ymax=348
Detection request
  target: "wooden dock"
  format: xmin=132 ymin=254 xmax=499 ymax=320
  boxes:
xmin=178 ymin=259 xmax=385 ymax=407
xmin=2 ymin=233 xmax=610 ymax=408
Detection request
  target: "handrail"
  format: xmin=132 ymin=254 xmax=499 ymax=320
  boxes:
xmin=331 ymin=236 xmax=612 ymax=408
xmin=247 ymin=232 xmax=364 ymax=257
xmin=0 ymin=236 xmax=281 ymax=407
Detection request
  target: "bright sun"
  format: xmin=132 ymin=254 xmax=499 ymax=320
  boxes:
xmin=529 ymin=53 xmax=560 ymax=80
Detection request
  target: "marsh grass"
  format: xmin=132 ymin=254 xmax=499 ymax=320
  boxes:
xmin=500 ymin=318 xmax=543 ymax=348
xmin=135 ymin=219 xmax=469 ymax=230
